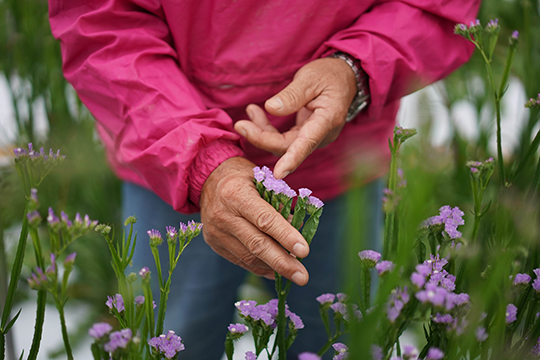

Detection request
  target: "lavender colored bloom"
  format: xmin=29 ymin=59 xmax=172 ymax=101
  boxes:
xmin=289 ymin=312 xmax=304 ymax=330
xmin=235 ymin=300 xmax=257 ymax=317
xmin=89 ymin=322 xmax=113 ymax=339
xmin=486 ymin=19 xmax=499 ymax=30
xmin=27 ymin=211 xmax=41 ymax=226
xmin=166 ymin=226 xmax=177 ymax=239
xmin=47 ymin=207 xmax=60 ymax=226
xmin=298 ymin=188 xmax=312 ymax=198
xmin=513 ymin=273 xmax=531 ymax=285
xmin=512 ymin=30 xmax=519 ymax=39
xmin=245 ymin=351 xmax=257 ymax=360
xmin=415 ymin=283 xmax=447 ymax=307
xmin=147 ymin=229 xmax=163 ymax=245
xmin=228 ymin=323 xmax=249 ymax=334
xmin=30 ymin=188 xmax=38 ymax=203
xmin=139 ymin=267 xmax=150 ymax=279
xmin=432 ymin=313 xmax=453 ymax=324
xmin=336 ymin=293 xmax=349 ymax=302
xmin=135 ymin=295 xmax=145 ymax=306
xmin=403 ymin=345 xmax=419 ymax=359
xmin=426 ymin=206 xmax=464 ymax=239
xmin=533 ymin=279 xmax=540 ymax=293
xmin=426 ymin=348 xmax=444 ymax=360
xmin=106 ymin=294 xmax=125 ymax=312
xmin=416 ymin=264 xmax=432 ymax=276
xmin=253 ymin=166 xmax=265 ymax=182
xmin=330 ymin=302 xmax=347 ymax=318
xmin=375 ymin=260 xmax=395 ymax=276
xmin=61 ymin=211 xmax=73 ymax=227
xmin=358 ymin=250 xmax=381 ymax=268
xmin=148 ymin=330 xmax=185 ymax=359
xmin=316 ymin=293 xmax=336 ymax=305
xmin=332 ymin=342 xmax=349 ymax=360
xmin=64 ymin=252 xmax=77 ymax=267
xmin=307 ymin=196 xmax=324 ymax=209
xmin=104 ymin=328 xmax=132 ymax=352
xmin=298 ymin=352 xmax=321 ymax=360
xmin=506 ymin=304 xmax=517 ymax=324
xmin=371 ymin=345 xmax=383 ymax=360
xmin=476 ymin=327 xmax=488 ymax=342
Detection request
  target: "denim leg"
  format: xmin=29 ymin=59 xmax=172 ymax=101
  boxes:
xmin=122 ymin=182 xmax=247 ymax=360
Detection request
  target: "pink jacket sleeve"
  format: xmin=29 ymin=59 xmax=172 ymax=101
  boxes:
xmin=321 ymin=0 xmax=480 ymax=120
xmin=48 ymin=0 xmax=244 ymax=214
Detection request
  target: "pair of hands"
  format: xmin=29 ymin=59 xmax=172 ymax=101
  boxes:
xmin=200 ymin=57 xmax=357 ymax=285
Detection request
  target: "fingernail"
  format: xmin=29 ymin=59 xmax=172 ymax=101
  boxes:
xmin=293 ymin=243 xmax=308 ymax=258
xmin=291 ymin=271 xmax=307 ymax=286
xmin=267 ymin=97 xmax=284 ymax=110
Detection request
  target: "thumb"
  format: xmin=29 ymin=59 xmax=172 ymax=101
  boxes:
xmin=265 ymin=75 xmax=318 ymax=116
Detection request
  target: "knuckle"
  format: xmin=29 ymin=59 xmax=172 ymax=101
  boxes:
xmin=246 ymin=235 xmax=270 ymax=258
xmin=255 ymin=211 xmax=277 ymax=233
xmin=240 ymin=252 xmax=263 ymax=268
xmin=269 ymin=255 xmax=290 ymax=275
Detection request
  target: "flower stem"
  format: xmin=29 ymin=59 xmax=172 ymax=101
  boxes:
xmin=27 ymin=290 xmax=47 ymax=360
xmin=383 ymin=146 xmax=398 ymax=259
xmin=275 ymin=273 xmax=287 ymax=360
xmin=56 ymin=302 xmax=74 ymax=360
xmin=0 ymin=204 xmax=29 ymax=343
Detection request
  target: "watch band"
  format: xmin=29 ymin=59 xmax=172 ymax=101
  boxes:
xmin=329 ymin=51 xmax=370 ymax=122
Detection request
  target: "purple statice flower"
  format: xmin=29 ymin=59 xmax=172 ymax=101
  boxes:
xmin=454 ymin=23 xmax=469 ymax=37
xmin=134 ymin=295 xmax=145 ymax=306
xmin=476 ymin=327 xmax=488 ymax=342
xmin=410 ymin=272 xmax=426 ymax=289
xmin=371 ymin=345 xmax=383 ymax=360
xmin=533 ymin=269 xmax=540 ymax=292
xmin=486 ymin=19 xmax=499 ymax=30
xmin=288 ymin=312 xmax=304 ymax=330
xmin=416 ymin=264 xmax=432 ymax=276
xmin=235 ymin=300 xmax=257 ymax=317
xmin=525 ymin=94 xmax=540 ymax=109
xmin=89 ymin=322 xmax=113 ymax=339
xmin=416 ymin=283 xmax=447 ymax=307
xmin=60 ymin=211 xmax=73 ymax=228
xmin=358 ymin=250 xmax=381 ymax=268
xmin=228 ymin=323 xmax=249 ymax=334
xmin=27 ymin=267 xmax=48 ymax=289
xmin=139 ymin=267 xmax=150 ymax=279
xmin=386 ymin=287 xmax=410 ymax=323
xmin=298 ymin=352 xmax=321 ymax=360
xmin=147 ymin=229 xmax=163 ymax=246
xmin=445 ymin=292 xmax=470 ymax=311
xmin=106 ymin=294 xmax=125 ymax=312
xmin=166 ymin=226 xmax=177 ymax=239
xmin=316 ymin=293 xmax=336 ymax=305
xmin=307 ymin=196 xmax=324 ymax=209
xmin=253 ymin=166 xmax=265 ymax=182
xmin=403 ymin=345 xmax=419 ymax=360
xmin=426 ymin=347 xmax=444 ymax=360
xmin=424 ymin=254 xmax=448 ymax=273
xmin=332 ymin=342 xmax=349 ymax=360
xmin=104 ymin=328 xmax=132 ymax=352
xmin=375 ymin=260 xmax=395 ymax=276
xmin=187 ymin=220 xmax=203 ymax=233
xmin=45 ymin=253 xmax=56 ymax=276
xmin=506 ymin=304 xmax=517 ymax=324
xmin=330 ymin=302 xmax=347 ymax=318
xmin=432 ymin=313 xmax=453 ymax=324
xmin=245 ymin=351 xmax=257 ymax=360
xmin=513 ymin=273 xmax=531 ymax=285
xmin=531 ymin=337 xmax=540 ymax=356
xmin=27 ymin=210 xmax=41 ymax=226
xmin=148 ymin=330 xmax=185 ymax=359
xmin=47 ymin=207 xmax=60 ymax=227
xmin=298 ymin=188 xmax=312 ymax=198
xmin=64 ymin=252 xmax=77 ymax=267
xmin=30 ymin=188 xmax=38 ymax=203
xmin=425 ymin=206 xmax=464 ymax=239
xmin=512 ymin=30 xmax=519 ymax=40
xmin=249 ymin=305 xmax=275 ymax=327
xmin=336 ymin=293 xmax=349 ymax=302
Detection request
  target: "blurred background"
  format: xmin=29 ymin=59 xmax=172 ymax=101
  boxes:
xmin=0 ymin=0 xmax=539 ymax=359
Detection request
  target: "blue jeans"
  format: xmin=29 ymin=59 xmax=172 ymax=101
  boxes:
xmin=122 ymin=180 xmax=382 ymax=360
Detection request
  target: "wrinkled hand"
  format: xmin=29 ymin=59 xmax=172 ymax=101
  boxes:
xmin=234 ymin=57 xmax=357 ymax=179
xmin=200 ymin=156 xmax=310 ymax=285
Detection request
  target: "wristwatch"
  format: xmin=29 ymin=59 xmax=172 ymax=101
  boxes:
xmin=329 ymin=51 xmax=370 ymax=122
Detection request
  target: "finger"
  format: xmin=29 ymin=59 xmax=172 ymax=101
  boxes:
xmin=273 ymin=111 xmax=331 ymax=179
xmin=208 ymin=238 xmax=274 ymax=278
xmin=265 ymin=74 xmax=319 ymax=117
xmin=237 ymin=196 xmax=310 ymax=259
xmin=235 ymin=120 xmax=296 ymax=156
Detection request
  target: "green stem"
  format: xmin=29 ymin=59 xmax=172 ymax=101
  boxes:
xmin=317 ymin=332 xmax=342 ymax=356
xmin=383 ymin=146 xmax=398 ymax=259
xmin=528 ymin=156 xmax=540 ymax=198
xmin=56 ymin=302 xmax=74 ymax=360
xmin=156 ymin=276 xmax=171 ymax=336
xmin=276 ymin=274 xmax=287 ymax=360
xmin=27 ymin=290 xmax=47 ymax=360
xmin=1 ymin=204 xmax=29 ymax=331
xmin=361 ymin=267 xmax=371 ymax=311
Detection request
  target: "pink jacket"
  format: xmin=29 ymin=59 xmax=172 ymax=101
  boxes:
xmin=48 ymin=0 xmax=479 ymax=213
